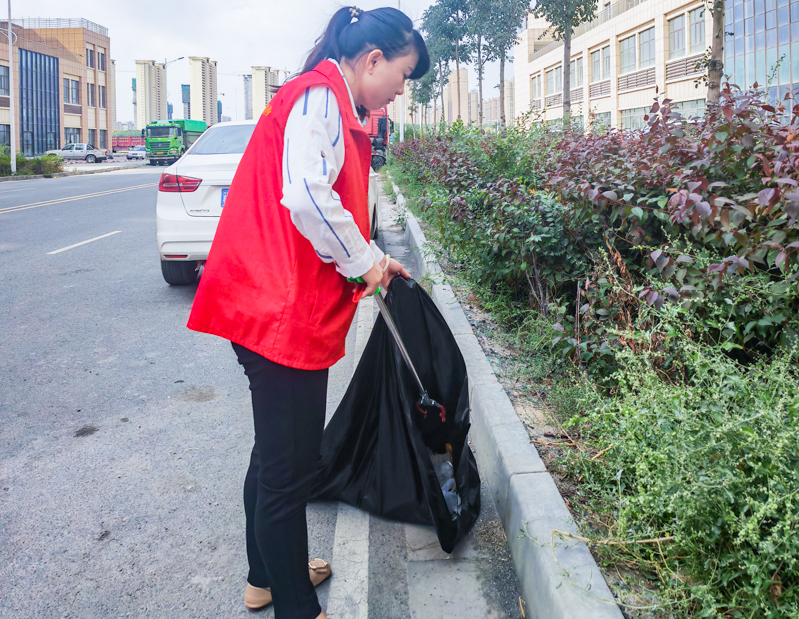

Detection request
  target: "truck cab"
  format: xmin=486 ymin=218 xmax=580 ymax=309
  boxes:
xmin=364 ymin=108 xmax=394 ymax=170
xmin=144 ymin=119 xmax=208 ymax=166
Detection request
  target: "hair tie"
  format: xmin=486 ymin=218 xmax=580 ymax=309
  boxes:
xmin=349 ymin=6 xmax=362 ymax=22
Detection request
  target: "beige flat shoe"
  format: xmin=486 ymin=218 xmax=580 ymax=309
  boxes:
xmin=309 ymin=558 xmax=332 ymax=587
xmin=244 ymin=584 xmax=272 ymax=610
xmin=244 ymin=560 xmax=332 ymax=610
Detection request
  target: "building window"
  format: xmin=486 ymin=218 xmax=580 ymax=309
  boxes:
xmin=531 ymin=74 xmax=542 ymax=100
xmin=591 ymin=49 xmax=601 ymax=82
xmin=71 ymin=80 xmax=80 ymax=105
xmin=592 ymin=111 xmax=611 ymax=131
xmin=620 ymin=35 xmax=637 ymax=73
xmin=19 ymin=48 xmax=61 ymax=155
xmin=602 ymin=46 xmax=611 ymax=79
xmin=63 ymin=78 xmax=70 ymax=103
xmin=86 ymin=48 xmax=95 ymax=68
xmin=88 ymin=129 xmax=96 ymax=147
xmin=689 ymin=7 xmax=705 ymax=54
xmin=98 ymin=52 xmax=106 ymax=72
xmin=0 ymin=124 xmax=9 ymax=146
xmin=674 ymin=98 xmax=706 ymax=117
xmin=87 ymin=83 xmax=95 ymax=107
xmin=99 ymin=85 xmax=106 ymax=109
xmin=0 ymin=65 xmax=7 ymax=96
xmin=570 ymin=57 xmax=584 ymax=87
xmin=621 ymin=106 xmax=649 ymax=130
xmin=669 ymin=14 xmax=687 ymax=59
xmin=639 ymin=27 xmax=656 ymax=68
xmin=65 ymin=128 xmax=81 ymax=144
xmin=99 ymin=129 xmax=107 ymax=149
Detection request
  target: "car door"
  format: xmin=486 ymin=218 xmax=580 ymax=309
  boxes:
xmin=70 ymin=145 xmax=84 ymax=160
xmin=61 ymin=144 xmax=74 ymax=158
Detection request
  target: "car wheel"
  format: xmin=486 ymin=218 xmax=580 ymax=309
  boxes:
xmin=371 ymin=154 xmax=386 ymax=170
xmin=161 ymin=260 xmax=199 ymax=285
xmin=86 ymin=155 xmax=96 ymax=163
xmin=371 ymin=207 xmax=379 ymax=240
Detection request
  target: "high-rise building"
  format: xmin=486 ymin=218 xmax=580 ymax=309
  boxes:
xmin=468 ymin=89 xmax=480 ymax=123
xmin=243 ymin=74 xmax=253 ymax=120
xmin=484 ymin=79 xmax=515 ymax=126
xmin=442 ymin=68 xmax=469 ymax=122
xmin=513 ymin=1 xmax=716 ymax=129
xmin=167 ymin=102 xmax=173 ymax=120
xmin=0 ymin=17 xmax=116 ymax=155
xmin=181 ymin=84 xmax=190 ymax=119
xmin=135 ymin=59 xmax=167 ymax=129
xmin=252 ymin=66 xmax=282 ymax=114
xmin=131 ymin=77 xmax=136 ymax=122
xmin=217 ymin=100 xmax=222 ymax=122
xmin=189 ymin=56 xmax=218 ymax=126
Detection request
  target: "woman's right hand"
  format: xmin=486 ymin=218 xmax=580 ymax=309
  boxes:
xmin=357 ymin=261 xmax=384 ymax=301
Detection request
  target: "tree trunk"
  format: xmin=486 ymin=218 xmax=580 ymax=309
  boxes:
xmin=563 ymin=27 xmax=572 ymax=128
xmin=477 ymin=35 xmax=484 ymax=129
xmin=499 ymin=50 xmax=506 ymax=131
xmin=707 ymin=0 xmax=724 ymax=102
xmin=439 ymin=60 xmax=446 ymax=125
xmin=455 ymin=40 xmax=462 ymax=120
xmin=433 ymin=98 xmax=437 ymax=135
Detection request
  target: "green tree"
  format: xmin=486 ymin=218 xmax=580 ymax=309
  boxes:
xmin=467 ymin=0 xmax=495 ymax=128
xmin=422 ymin=5 xmax=454 ymax=125
xmin=484 ymin=0 xmax=530 ymax=129
xmin=530 ymin=0 xmax=598 ymax=126
xmin=423 ymin=0 xmax=472 ymax=121
xmin=411 ymin=67 xmax=438 ymax=133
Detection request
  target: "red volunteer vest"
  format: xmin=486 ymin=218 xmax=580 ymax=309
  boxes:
xmin=187 ymin=60 xmax=373 ymax=370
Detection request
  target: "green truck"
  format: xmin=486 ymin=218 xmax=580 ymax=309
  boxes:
xmin=142 ymin=119 xmax=207 ymax=166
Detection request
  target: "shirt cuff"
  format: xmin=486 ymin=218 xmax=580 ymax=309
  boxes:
xmin=370 ymin=241 xmax=385 ymax=266
xmin=335 ymin=243 xmax=376 ymax=279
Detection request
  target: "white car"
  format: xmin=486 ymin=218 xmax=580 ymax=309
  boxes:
xmin=127 ymin=145 xmax=147 ymax=160
xmin=156 ymin=119 xmax=380 ymax=285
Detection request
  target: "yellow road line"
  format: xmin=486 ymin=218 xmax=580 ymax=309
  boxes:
xmin=0 ymin=182 xmax=158 ymax=215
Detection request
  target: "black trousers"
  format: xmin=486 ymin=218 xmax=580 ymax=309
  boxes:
xmin=233 ymin=342 xmax=328 ymax=619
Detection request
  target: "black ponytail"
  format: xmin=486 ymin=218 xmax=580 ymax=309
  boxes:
xmin=303 ymin=6 xmax=430 ymax=80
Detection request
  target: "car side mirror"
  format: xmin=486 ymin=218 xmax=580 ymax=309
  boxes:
xmin=141 ymin=129 xmax=145 ymax=138
xmin=389 ymin=121 xmax=395 ymax=134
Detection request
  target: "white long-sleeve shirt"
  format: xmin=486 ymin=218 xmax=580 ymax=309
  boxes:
xmin=281 ymin=60 xmax=383 ymax=279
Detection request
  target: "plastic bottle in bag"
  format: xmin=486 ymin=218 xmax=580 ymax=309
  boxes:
xmin=433 ymin=460 xmax=461 ymax=519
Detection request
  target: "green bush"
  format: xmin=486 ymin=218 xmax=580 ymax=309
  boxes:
xmin=565 ymin=315 xmax=799 ymax=617
xmin=0 ymin=152 xmax=64 ymax=177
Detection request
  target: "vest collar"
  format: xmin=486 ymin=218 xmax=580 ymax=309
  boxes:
xmin=314 ymin=59 xmax=367 ymax=127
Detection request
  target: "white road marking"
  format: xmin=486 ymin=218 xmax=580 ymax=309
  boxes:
xmin=326 ymin=298 xmax=373 ymax=619
xmin=0 ymin=182 xmax=157 ymax=215
xmin=0 ymin=187 xmax=35 ymax=194
xmin=47 ymin=231 xmax=121 ymax=255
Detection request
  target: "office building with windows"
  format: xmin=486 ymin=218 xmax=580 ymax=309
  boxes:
xmin=252 ymin=66 xmax=282 ymax=115
xmin=514 ymin=0 xmax=712 ymax=130
xmin=189 ymin=56 xmax=218 ymax=126
xmin=0 ymin=18 xmax=115 ymax=155
xmin=243 ymin=74 xmax=253 ymax=120
xmin=135 ymin=60 xmax=166 ymax=130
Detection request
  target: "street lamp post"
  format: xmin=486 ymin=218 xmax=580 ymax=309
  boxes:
xmin=398 ymin=0 xmax=404 ymax=143
xmin=163 ymin=56 xmax=184 ymax=119
xmin=8 ymin=0 xmax=15 ymax=174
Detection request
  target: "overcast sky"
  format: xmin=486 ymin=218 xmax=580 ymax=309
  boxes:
xmin=22 ymin=0 xmax=510 ymax=123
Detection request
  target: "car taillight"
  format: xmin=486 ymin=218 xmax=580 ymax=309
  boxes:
xmin=158 ymin=173 xmax=202 ymax=192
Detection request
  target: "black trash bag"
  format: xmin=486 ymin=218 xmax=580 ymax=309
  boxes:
xmin=311 ymin=277 xmax=480 ymax=554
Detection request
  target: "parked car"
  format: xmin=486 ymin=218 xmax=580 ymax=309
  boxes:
xmin=127 ymin=145 xmax=147 ymax=160
xmin=44 ymin=143 xmax=109 ymax=163
xmin=156 ymin=120 xmax=380 ymax=285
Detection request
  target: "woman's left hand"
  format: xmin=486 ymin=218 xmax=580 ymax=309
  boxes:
xmin=380 ymin=255 xmax=410 ymax=289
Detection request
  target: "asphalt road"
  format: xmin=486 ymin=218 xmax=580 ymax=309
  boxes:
xmin=0 ymin=169 xmax=522 ymax=618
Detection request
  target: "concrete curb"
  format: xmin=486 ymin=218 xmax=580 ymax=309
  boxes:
xmin=395 ymin=184 xmax=623 ymax=619
xmin=0 ymin=162 xmax=147 ymax=183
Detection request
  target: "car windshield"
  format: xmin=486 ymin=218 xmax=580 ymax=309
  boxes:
xmin=133 ymin=146 xmax=145 ymax=151
xmin=147 ymin=126 xmax=176 ymax=138
xmin=190 ymin=124 xmax=256 ymax=155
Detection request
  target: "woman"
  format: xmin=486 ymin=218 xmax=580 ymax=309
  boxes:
xmin=187 ymin=6 xmax=429 ymax=618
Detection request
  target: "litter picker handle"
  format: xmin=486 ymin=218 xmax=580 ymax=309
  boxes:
xmin=374 ymin=293 xmax=427 ymax=398
xmin=346 ymin=276 xmax=380 ymax=303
